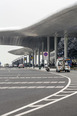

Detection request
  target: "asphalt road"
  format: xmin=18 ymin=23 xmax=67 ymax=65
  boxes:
xmin=0 ymin=68 xmax=77 ymax=116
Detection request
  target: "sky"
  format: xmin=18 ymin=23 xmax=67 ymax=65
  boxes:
xmin=0 ymin=45 xmax=23 ymax=65
xmin=0 ymin=0 xmax=77 ymax=65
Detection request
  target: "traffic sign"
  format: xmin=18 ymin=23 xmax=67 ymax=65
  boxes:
xmin=44 ymin=52 xmax=48 ymax=56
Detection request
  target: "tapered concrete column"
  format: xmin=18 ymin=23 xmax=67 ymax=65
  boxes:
xmin=64 ymin=31 xmax=68 ymax=58
xmin=23 ymin=56 xmax=24 ymax=64
xmin=42 ymin=42 xmax=44 ymax=65
xmin=47 ymin=37 xmax=50 ymax=66
xmin=26 ymin=56 xmax=27 ymax=66
xmin=33 ymin=51 xmax=34 ymax=67
xmin=26 ymin=55 xmax=28 ymax=66
xmin=29 ymin=54 xmax=31 ymax=67
xmin=38 ymin=49 xmax=40 ymax=66
xmin=34 ymin=50 xmax=37 ymax=66
xmin=54 ymin=33 xmax=58 ymax=65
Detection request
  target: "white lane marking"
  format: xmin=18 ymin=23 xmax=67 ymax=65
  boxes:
xmin=43 ymin=82 xmax=50 ymax=83
xmin=1 ymin=73 xmax=71 ymax=116
xmin=66 ymin=88 xmax=77 ymax=91
xmin=71 ymin=84 xmax=77 ymax=85
xmin=54 ymin=76 xmax=63 ymax=78
xmin=44 ymin=99 xmax=58 ymax=101
xmin=46 ymin=86 xmax=55 ymax=88
xmin=36 ymin=82 xmax=43 ymax=83
xmin=36 ymin=86 xmax=46 ymax=88
xmin=58 ymin=81 xmax=65 ymax=83
xmin=62 ymin=91 xmax=77 ymax=93
xmin=30 ymin=105 xmax=43 ymax=107
xmin=66 ymin=88 xmax=75 ymax=90
xmin=5 ymin=79 xmax=9 ymax=81
xmin=69 ymin=86 xmax=77 ymax=88
xmin=54 ymin=94 xmax=66 ymax=96
xmin=50 ymin=81 xmax=57 ymax=83
xmin=0 ymin=81 xmax=65 ymax=84
xmin=27 ymin=86 xmax=36 ymax=88
xmin=15 ymin=92 xmax=77 ymax=116
xmin=0 ymin=86 xmax=64 ymax=89
xmin=26 ymin=77 xmax=30 ymax=78
xmin=0 ymin=76 xmax=64 ymax=79
xmin=55 ymin=86 xmax=64 ymax=88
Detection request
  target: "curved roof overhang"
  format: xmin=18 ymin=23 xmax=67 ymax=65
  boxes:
xmin=0 ymin=4 xmax=77 ymax=51
xmin=20 ymin=4 xmax=77 ymax=37
xmin=8 ymin=47 xmax=33 ymax=55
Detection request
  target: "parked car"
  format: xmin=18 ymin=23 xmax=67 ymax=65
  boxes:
xmin=18 ymin=64 xmax=24 ymax=68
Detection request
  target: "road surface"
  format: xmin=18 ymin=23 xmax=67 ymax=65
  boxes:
xmin=0 ymin=68 xmax=77 ymax=116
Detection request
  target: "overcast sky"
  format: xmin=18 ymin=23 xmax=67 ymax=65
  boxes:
xmin=0 ymin=0 xmax=77 ymax=65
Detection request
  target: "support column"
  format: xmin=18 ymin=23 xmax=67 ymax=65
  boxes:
xmin=54 ymin=33 xmax=58 ymax=65
xmin=23 ymin=55 xmax=24 ymax=64
xmin=26 ymin=55 xmax=28 ymax=65
xmin=25 ymin=55 xmax=28 ymax=67
xmin=64 ymin=31 xmax=68 ymax=58
xmin=42 ymin=42 xmax=44 ymax=66
xmin=32 ymin=51 xmax=34 ymax=67
xmin=34 ymin=50 xmax=37 ymax=66
xmin=38 ymin=49 xmax=40 ymax=67
xmin=47 ymin=36 xmax=50 ymax=66
xmin=29 ymin=54 xmax=31 ymax=67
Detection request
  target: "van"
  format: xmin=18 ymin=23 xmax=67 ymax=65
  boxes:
xmin=56 ymin=57 xmax=70 ymax=72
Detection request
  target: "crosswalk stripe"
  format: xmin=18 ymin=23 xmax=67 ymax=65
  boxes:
xmin=0 ymin=81 xmax=65 ymax=84
xmin=0 ymin=86 xmax=64 ymax=89
xmin=0 ymin=76 xmax=64 ymax=79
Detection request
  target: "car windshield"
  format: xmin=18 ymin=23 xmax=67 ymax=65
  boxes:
xmin=65 ymin=62 xmax=69 ymax=66
xmin=58 ymin=60 xmax=63 ymax=66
